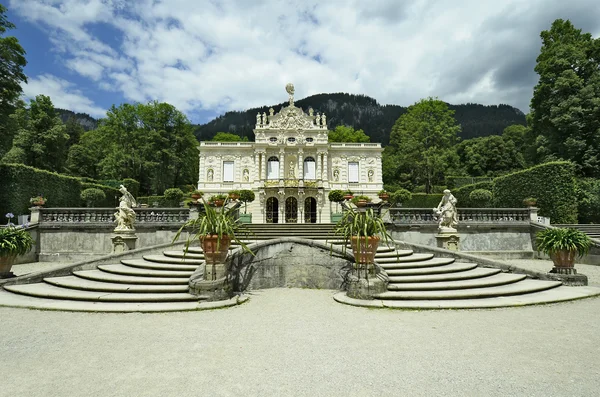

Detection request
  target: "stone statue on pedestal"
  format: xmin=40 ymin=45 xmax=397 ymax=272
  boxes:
xmin=114 ymin=185 xmax=137 ymax=232
xmin=433 ymin=189 xmax=458 ymax=232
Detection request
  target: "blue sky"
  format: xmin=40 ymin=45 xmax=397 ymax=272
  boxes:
xmin=6 ymin=0 xmax=600 ymax=124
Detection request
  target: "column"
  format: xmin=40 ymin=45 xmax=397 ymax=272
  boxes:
xmin=279 ymin=149 xmax=285 ymax=183
xmin=323 ymin=153 xmax=329 ymax=182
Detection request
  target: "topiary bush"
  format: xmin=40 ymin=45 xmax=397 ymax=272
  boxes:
xmin=80 ymin=183 xmax=119 ymax=207
xmin=453 ymin=181 xmax=493 ymax=207
xmin=493 ymin=161 xmax=577 ymax=223
xmin=239 ymin=189 xmax=255 ymax=214
xmin=80 ymin=188 xmax=106 ymax=208
xmin=469 ymin=189 xmax=493 ymax=208
xmin=328 ymin=190 xmax=345 ymax=203
xmin=163 ymin=188 xmax=185 ymax=207
xmin=390 ymin=188 xmax=412 ymax=206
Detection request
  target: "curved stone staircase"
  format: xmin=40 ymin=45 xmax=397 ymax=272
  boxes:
xmin=334 ymin=244 xmax=600 ymax=309
xmin=0 ymin=248 xmax=243 ymax=312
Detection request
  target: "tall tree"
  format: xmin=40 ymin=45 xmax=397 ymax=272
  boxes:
xmin=456 ymin=135 xmax=525 ymax=177
xmin=328 ymin=125 xmax=370 ymax=143
xmin=68 ymin=101 xmax=199 ymax=195
xmin=2 ymin=95 xmax=69 ymax=172
xmin=530 ymin=19 xmax=600 ymax=177
xmin=0 ymin=4 xmax=27 ymax=158
xmin=385 ymin=98 xmax=461 ymax=193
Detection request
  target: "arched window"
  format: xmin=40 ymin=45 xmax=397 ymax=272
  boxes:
xmin=303 ymin=156 xmax=316 ymax=179
xmin=267 ymin=156 xmax=280 ymax=179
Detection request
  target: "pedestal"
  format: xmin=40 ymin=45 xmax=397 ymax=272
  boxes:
xmin=111 ymin=230 xmax=138 ymax=253
xmin=436 ymin=232 xmax=460 ymax=251
xmin=188 ymin=263 xmax=231 ymax=301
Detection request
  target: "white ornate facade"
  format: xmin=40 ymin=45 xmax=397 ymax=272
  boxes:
xmin=197 ymin=84 xmax=384 ymax=223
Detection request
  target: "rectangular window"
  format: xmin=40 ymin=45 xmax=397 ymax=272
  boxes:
xmin=223 ymin=161 xmax=234 ymax=182
xmin=348 ymin=162 xmax=359 ymax=183
xmin=304 ymin=161 xmax=316 ymax=179
xmin=267 ymin=160 xmax=279 ymax=179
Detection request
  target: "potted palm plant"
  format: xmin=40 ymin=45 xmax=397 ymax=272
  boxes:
xmin=1 ymin=215 xmax=34 ymax=278
xmin=333 ymin=205 xmax=392 ymax=277
xmin=173 ymin=199 xmax=253 ymax=265
xmin=536 ymin=227 xmax=591 ymax=274
xmin=378 ymin=189 xmax=389 ymax=201
xmin=209 ymin=194 xmax=228 ymax=207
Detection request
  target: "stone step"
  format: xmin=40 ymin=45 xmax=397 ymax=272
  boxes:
xmin=374 ymin=250 xmax=414 ymax=258
xmin=384 ymin=262 xmax=478 ymax=276
xmin=121 ymin=259 xmax=199 ymax=272
xmin=162 ymin=250 xmax=204 ymax=260
xmin=334 ymin=286 xmax=600 ymax=309
xmin=44 ymin=276 xmax=189 ymax=293
xmin=387 ymin=267 xmax=502 ymax=283
xmin=374 ymin=279 xmax=562 ymax=300
xmin=142 ymin=254 xmax=204 ymax=266
xmin=343 ymin=245 xmax=397 ymax=253
xmin=379 ymin=257 xmax=456 ymax=270
xmin=98 ymin=264 xmax=194 ymax=278
xmin=73 ymin=270 xmax=190 ymax=285
xmin=375 ymin=253 xmax=435 ymax=264
xmin=4 ymin=283 xmax=199 ymax=302
xmin=387 ymin=273 xmax=527 ymax=291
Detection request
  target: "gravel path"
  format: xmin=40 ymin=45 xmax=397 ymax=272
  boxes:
xmin=2 ymin=288 xmax=600 ymax=397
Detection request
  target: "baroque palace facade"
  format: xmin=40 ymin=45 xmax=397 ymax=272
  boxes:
xmin=197 ymin=84 xmax=384 ymax=223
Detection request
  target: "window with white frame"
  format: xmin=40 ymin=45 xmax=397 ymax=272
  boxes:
xmin=267 ymin=156 xmax=280 ymax=179
xmin=348 ymin=162 xmax=359 ymax=183
xmin=223 ymin=161 xmax=234 ymax=182
xmin=303 ymin=157 xmax=316 ymax=179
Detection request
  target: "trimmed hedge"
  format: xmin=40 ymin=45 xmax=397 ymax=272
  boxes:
xmin=137 ymin=195 xmax=167 ymax=207
xmin=404 ymin=193 xmax=443 ymax=208
xmin=446 ymin=176 xmax=493 ymax=189
xmin=493 ymin=161 xmax=577 ymax=223
xmin=453 ymin=181 xmax=493 ymax=207
xmin=0 ymin=163 xmax=82 ymax=216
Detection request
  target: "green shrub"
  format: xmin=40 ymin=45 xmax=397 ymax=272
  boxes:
xmin=390 ymin=188 xmax=412 ymax=206
xmin=453 ymin=181 xmax=493 ymax=207
xmin=239 ymin=190 xmax=255 ymax=214
xmin=0 ymin=163 xmax=81 ymax=216
xmin=493 ymin=161 xmax=577 ymax=223
xmin=404 ymin=193 xmax=443 ymax=208
xmin=80 ymin=188 xmax=106 ymax=207
xmin=80 ymin=183 xmax=119 ymax=207
xmin=576 ymin=178 xmax=600 ymax=224
xmin=122 ymin=178 xmax=140 ymax=197
xmin=163 ymin=188 xmax=185 ymax=207
xmin=536 ymin=228 xmax=591 ymax=257
xmin=97 ymin=179 xmax=122 ymax=189
xmin=328 ymin=190 xmax=345 ymax=203
xmin=469 ymin=189 xmax=493 ymax=208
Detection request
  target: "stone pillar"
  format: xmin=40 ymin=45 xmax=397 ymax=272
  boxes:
xmin=29 ymin=207 xmax=41 ymax=225
xmin=529 ymin=206 xmax=538 ymax=223
xmin=323 ymin=153 xmax=328 ymax=183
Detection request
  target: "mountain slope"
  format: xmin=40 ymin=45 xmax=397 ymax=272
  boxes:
xmin=193 ymin=93 xmax=526 ymax=144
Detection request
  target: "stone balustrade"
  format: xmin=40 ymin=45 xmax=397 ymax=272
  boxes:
xmin=389 ymin=207 xmax=533 ymax=224
xmin=35 ymin=207 xmax=190 ymax=225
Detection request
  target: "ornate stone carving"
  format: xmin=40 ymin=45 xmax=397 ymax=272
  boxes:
xmin=368 ymin=169 xmax=374 ymax=182
xmin=433 ymin=189 xmax=458 ymax=233
xmin=286 ymin=83 xmax=295 ymax=106
xmin=268 ymin=105 xmax=316 ymax=130
xmin=114 ymin=185 xmax=137 ymax=232
xmin=207 ymin=169 xmax=214 ymax=181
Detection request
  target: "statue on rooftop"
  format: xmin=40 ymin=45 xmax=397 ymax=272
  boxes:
xmin=256 ymin=112 xmax=261 ymax=127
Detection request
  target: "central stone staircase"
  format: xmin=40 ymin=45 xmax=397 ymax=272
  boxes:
xmin=334 ymin=243 xmax=600 ymax=309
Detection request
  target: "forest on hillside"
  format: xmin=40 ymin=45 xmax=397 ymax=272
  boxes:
xmin=193 ymin=93 xmax=526 ymax=144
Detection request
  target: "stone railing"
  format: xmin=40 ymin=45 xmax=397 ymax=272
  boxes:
xmin=329 ymin=143 xmax=381 ymax=148
xmin=34 ymin=207 xmax=190 ymax=225
xmin=389 ymin=208 xmax=533 ymax=224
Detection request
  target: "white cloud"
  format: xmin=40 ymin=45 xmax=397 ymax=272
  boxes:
xmin=11 ymin=0 xmax=600 ymax=120
xmin=23 ymin=74 xmax=106 ymax=117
